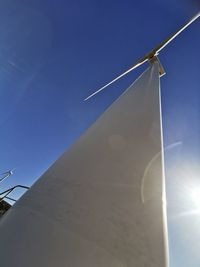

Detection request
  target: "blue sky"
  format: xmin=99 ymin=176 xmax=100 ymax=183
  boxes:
xmin=0 ymin=0 xmax=199 ymax=266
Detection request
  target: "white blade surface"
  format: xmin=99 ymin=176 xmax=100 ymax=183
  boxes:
xmin=0 ymin=62 xmax=168 ymax=267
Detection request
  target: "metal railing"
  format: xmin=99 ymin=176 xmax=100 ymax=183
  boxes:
xmin=0 ymin=185 xmax=29 ymax=203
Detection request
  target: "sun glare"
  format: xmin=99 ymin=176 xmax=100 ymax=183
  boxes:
xmin=190 ymin=188 xmax=200 ymax=207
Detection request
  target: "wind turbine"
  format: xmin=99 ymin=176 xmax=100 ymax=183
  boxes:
xmin=84 ymin=12 xmax=200 ymax=101
xmin=0 ymin=168 xmax=15 ymax=184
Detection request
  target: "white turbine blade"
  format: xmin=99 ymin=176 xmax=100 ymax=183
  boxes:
xmin=156 ymin=12 xmax=200 ymax=54
xmin=0 ymin=174 xmax=9 ymax=183
xmin=84 ymin=12 xmax=199 ymax=102
xmin=0 ymin=168 xmax=15 ymax=183
xmin=84 ymin=58 xmax=148 ymax=101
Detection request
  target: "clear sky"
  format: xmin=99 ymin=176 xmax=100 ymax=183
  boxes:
xmin=0 ymin=0 xmax=199 ymax=266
